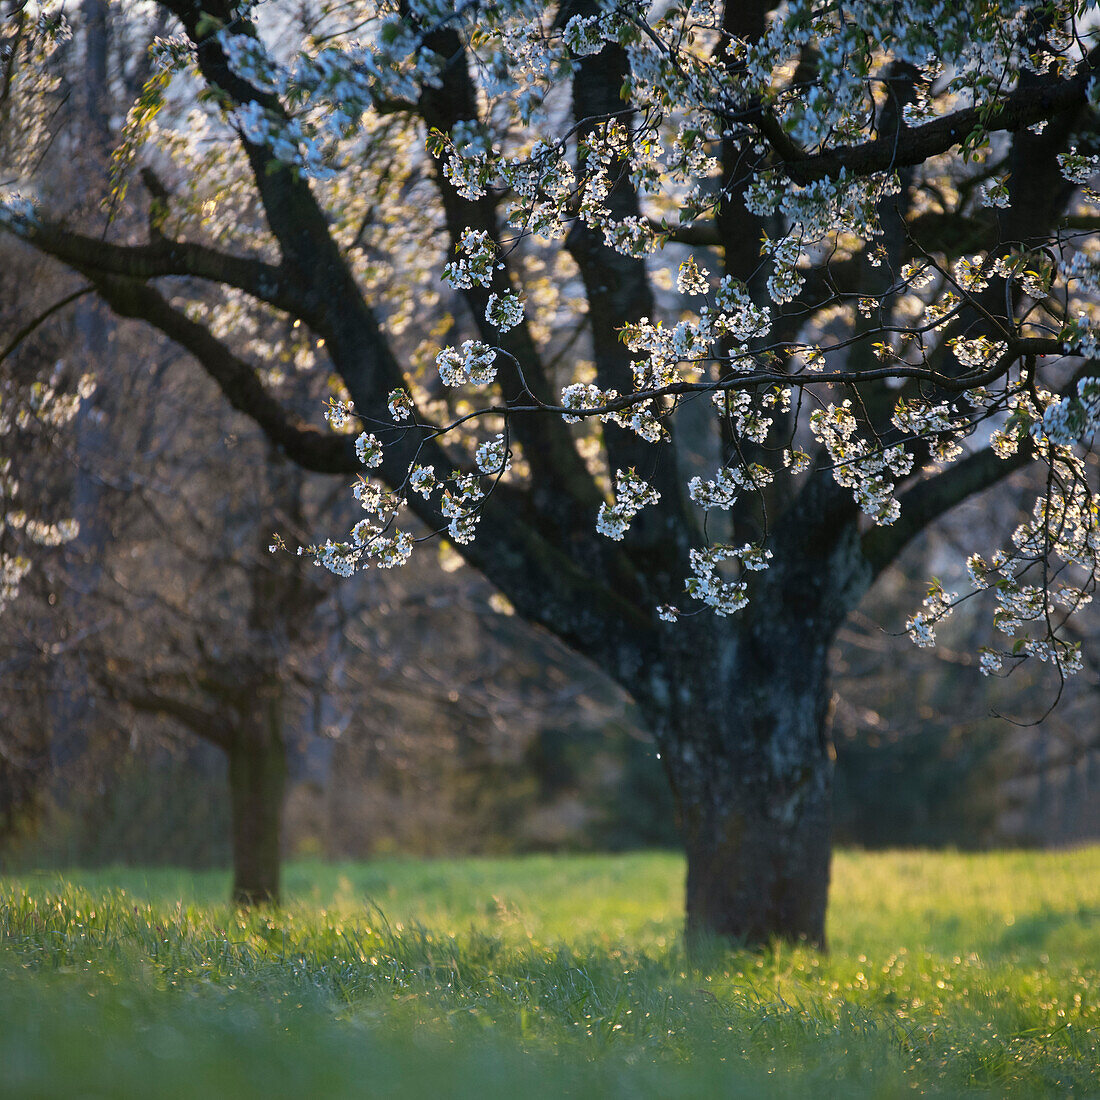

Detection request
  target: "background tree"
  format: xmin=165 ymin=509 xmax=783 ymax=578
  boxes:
xmin=0 ymin=10 xmax=660 ymax=891
xmin=0 ymin=249 xmax=87 ymax=845
xmin=5 ymin=0 xmax=1100 ymax=946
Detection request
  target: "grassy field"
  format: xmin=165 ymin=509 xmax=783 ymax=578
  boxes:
xmin=2 ymin=849 xmax=1098 ymax=1097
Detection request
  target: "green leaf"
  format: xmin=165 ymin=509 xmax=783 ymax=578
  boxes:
xmin=194 ymin=12 xmax=225 ymax=38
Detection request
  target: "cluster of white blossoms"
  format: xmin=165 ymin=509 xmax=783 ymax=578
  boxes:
xmin=229 ymin=99 xmax=333 ymax=180
xmin=596 ymin=469 xmax=660 ymax=541
xmin=22 ymin=517 xmax=79 ymax=547
xmin=440 ymin=474 xmax=485 ymax=545
xmin=305 ymin=427 xmax=515 ymax=576
xmin=485 ymin=292 xmax=525 ymax=333
xmin=0 ymin=553 xmax=33 ymax=612
xmin=810 ymin=402 xmax=915 ymax=526
xmin=717 ymin=388 xmax=785 ymax=445
xmin=688 ymin=466 xmax=742 ymax=511
xmin=388 ymin=388 xmax=413 ymax=422
xmin=561 ymin=12 xmax=609 ymax=57
xmin=324 ymin=397 xmax=354 ymax=429
xmin=1059 ymin=249 xmax=1100 ymax=298
xmin=475 ymin=435 xmax=510 ymax=475
xmin=686 ymin=547 xmax=747 ymax=617
xmin=16 ymin=0 xmax=1093 ymax=673
xmin=213 ymin=11 xmax=454 ymax=177
xmin=408 ymin=465 xmax=437 ymax=498
xmin=950 ymin=336 xmax=1007 ymax=373
xmin=676 ymin=256 xmax=709 ymax=296
xmin=436 ymin=341 xmax=498 ymax=387
xmin=560 ymin=382 xmax=613 ymax=423
xmin=355 ymin=432 xmax=384 ymax=468
xmin=908 ymin=430 xmax=1098 ymax=676
xmin=305 ymin=470 xmax=415 ymax=575
xmin=618 ymin=275 xmax=772 ymax=391
xmin=6 ymin=373 xmax=95 ymax=431
xmin=1034 ymin=379 xmax=1100 ymax=447
xmin=892 ymin=399 xmax=966 ymax=464
xmin=313 ymin=526 xmax=415 ymax=574
xmin=684 ymin=543 xmax=770 ymax=617
xmin=905 ymin=580 xmax=957 ymax=649
xmin=557 ymin=380 xmax=668 ymax=444
xmin=498 ymin=141 xmax=576 ymax=238
xmin=1057 ymin=151 xmax=1100 ymax=186
xmin=443 ymin=229 xmax=501 ymax=290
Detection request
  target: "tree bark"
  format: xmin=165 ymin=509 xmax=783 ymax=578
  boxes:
xmin=227 ymin=686 xmax=286 ymax=906
xmin=635 ymin=489 xmax=867 ymax=949
xmin=652 ymin=635 xmax=834 ymax=948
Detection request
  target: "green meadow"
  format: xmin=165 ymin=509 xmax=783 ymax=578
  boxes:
xmin=2 ymin=849 xmax=1098 ymax=1096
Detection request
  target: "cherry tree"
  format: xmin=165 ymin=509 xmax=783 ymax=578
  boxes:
xmin=4 ymin=0 xmax=1100 ymax=944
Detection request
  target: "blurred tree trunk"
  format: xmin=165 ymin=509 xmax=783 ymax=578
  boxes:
xmin=225 ymin=458 xmax=321 ymax=905
xmin=227 ymin=676 xmax=287 ymax=906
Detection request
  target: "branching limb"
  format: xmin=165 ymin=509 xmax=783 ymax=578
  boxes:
xmin=88 ymin=274 xmax=363 ymax=475
xmin=1 ymin=284 xmax=92 ymax=362
xmin=566 ymin=11 xmax=699 ymax=568
xmin=414 ymin=20 xmax=604 ymax=518
xmin=770 ymin=47 xmax=1100 ymax=185
xmin=14 ymin=216 xmax=299 ymax=312
xmin=106 ymin=675 xmax=230 ymax=749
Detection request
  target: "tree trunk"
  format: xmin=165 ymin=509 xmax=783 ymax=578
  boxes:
xmin=648 ymin=628 xmax=834 ymax=948
xmin=637 ymin=498 xmax=867 ymax=950
xmin=227 ymin=689 xmax=286 ymax=906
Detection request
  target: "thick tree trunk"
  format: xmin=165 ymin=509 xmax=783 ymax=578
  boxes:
xmin=683 ymin=775 xmax=832 ymax=948
xmin=664 ymin=651 xmax=827 ymax=946
xmin=227 ymin=693 xmax=286 ymax=906
xmin=636 ymin=496 xmax=867 ymax=949
xmin=656 ymin=640 xmax=834 ymax=948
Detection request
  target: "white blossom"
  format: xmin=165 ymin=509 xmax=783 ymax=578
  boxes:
xmin=485 ymin=292 xmax=525 ymax=332
xmin=437 ymin=341 xmax=498 ymax=387
xmin=388 ymin=388 xmax=412 ymax=421
xmin=596 ymin=469 xmax=660 ymax=541
xmin=475 ymin=435 xmax=510 ymax=474
xmin=355 ymin=432 xmax=384 ymax=468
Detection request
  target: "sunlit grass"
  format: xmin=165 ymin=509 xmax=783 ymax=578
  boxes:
xmin=3 ymin=849 xmax=1098 ymax=1096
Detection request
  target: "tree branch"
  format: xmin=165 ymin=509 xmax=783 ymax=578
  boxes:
xmin=566 ymin=8 xmax=698 ymax=573
xmin=414 ymin=20 xmax=604 ymax=519
xmin=18 ymin=216 xmax=298 ymax=312
xmin=1 ymin=284 xmax=92 ymax=362
xmin=88 ymin=274 xmax=363 ymax=475
xmin=771 ymin=49 xmax=1100 ymax=186
xmin=127 ymin=693 xmax=227 ymax=744
xmin=83 ymin=270 xmax=652 ymax=669
xmin=108 ymin=679 xmax=229 ymax=749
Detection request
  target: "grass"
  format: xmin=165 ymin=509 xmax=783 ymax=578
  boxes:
xmin=2 ymin=849 xmax=1099 ymax=1096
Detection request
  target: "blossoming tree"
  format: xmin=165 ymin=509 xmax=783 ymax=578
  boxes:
xmin=5 ymin=0 xmax=1100 ymax=944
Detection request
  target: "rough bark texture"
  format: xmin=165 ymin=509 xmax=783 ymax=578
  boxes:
xmin=625 ymin=484 xmax=869 ymax=948
xmin=654 ymin=634 xmax=834 ymax=947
